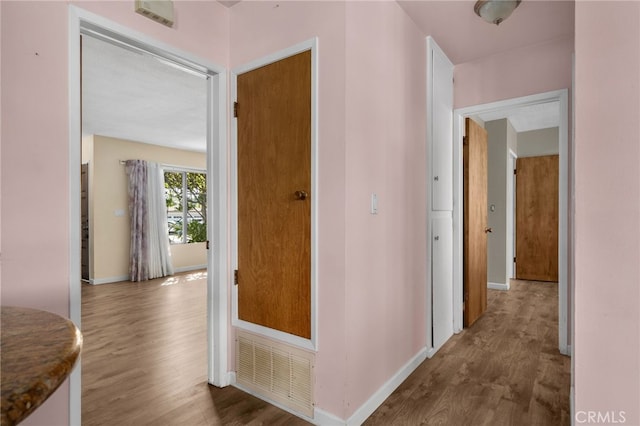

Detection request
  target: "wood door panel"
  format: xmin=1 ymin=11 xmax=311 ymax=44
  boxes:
xmin=463 ymin=118 xmax=488 ymax=327
xmin=516 ymin=155 xmax=559 ymax=282
xmin=237 ymin=51 xmax=311 ymax=339
xmin=81 ymin=163 xmax=89 ymax=281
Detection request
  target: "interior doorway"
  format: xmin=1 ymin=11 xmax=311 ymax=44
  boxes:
xmin=68 ymin=7 xmax=229 ymax=424
xmin=453 ymin=90 xmax=570 ymax=355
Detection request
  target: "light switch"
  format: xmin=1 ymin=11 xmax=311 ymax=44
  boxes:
xmin=371 ymin=193 xmax=378 ymax=215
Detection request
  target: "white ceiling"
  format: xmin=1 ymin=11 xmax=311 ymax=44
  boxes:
xmin=475 ymin=101 xmax=560 ymax=132
xmin=82 ymin=35 xmax=207 ymax=152
xmin=397 ymin=0 xmax=574 ymax=65
xmin=82 ymin=1 xmax=571 ymax=151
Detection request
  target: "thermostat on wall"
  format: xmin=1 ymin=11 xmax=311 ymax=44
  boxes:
xmin=135 ymin=0 xmax=174 ymax=28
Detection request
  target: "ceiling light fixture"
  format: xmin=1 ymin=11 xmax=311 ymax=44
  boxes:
xmin=474 ymin=0 xmax=521 ymax=25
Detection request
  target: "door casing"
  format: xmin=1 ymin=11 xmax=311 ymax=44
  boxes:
xmin=452 ymin=89 xmax=570 ymax=355
xmin=230 ymin=38 xmax=319 ymax=351
xmin=507 ymin=149 xmax=518 ymax=282
xmin=68 ymin=6 xmax=229 ymax=424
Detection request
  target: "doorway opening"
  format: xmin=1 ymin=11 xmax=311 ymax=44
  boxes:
xmin=68 ymin=7 xmax=228 ymax=424
xmin=453 ymin=90 xmax=570 ymax=355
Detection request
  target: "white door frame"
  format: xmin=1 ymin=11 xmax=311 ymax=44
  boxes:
xmin=452 ymin=90 xmax=569 ymax=355
xmin=229 ymin=38 xmax=319 ymax=351
xmin=507 ymin=149 xmax=518 ymax=282
xmin=68 ymin=6 xmax=229 ymax=424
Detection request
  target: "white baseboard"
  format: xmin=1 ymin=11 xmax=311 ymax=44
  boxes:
xmin=314 ymin=408 xmax=346 ymax=426
xmin=230 ymin=348 xmax=427 ymax=426
xmin=227 ymin=371 xmax=236 ymax=386
xmin=560 ymin=344 xmax=571 ymax=356
xmin=174 ymin=264 xmax=207 ymax=273
xmin=88 ymin=266 xmax=206 ymax=285
xmin=488 ymin=281 xmax=510 ymax=291
xmin=89 ymin=275 xmax=129 ymax=285
xmin=346 ymin=348 xmax=427 ymax=425
xmin=426 ymin=347 xmax=437 ymax=359
xmin=232 ymin=381 xmax=317 ymax=424
xmin=230 ymin=371 xmax=337 ymax=425
xmin=570 ymin=385 xmax=575 ymax=425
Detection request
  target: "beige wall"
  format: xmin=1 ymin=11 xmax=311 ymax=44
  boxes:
xmin=486 ymin=118 xmax=517 ymax=286
xmin=87 ymin=135 xmax=207 ymax=283
xmin=518 ymin=127 xmax=559 ymax=157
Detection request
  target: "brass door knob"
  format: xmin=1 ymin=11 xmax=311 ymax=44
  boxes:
xmin=294 ymin=190 xmax=308 ymax=200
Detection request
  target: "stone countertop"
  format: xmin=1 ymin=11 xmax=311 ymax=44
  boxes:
xmin=1 ymin=306 xmax=82 ymax=426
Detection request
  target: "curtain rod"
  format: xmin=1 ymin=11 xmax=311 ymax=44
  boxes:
xmin=119 ymin=160 xmax=205 ymax=173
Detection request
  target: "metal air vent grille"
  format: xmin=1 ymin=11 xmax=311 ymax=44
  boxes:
xmin=236 ymin=331 xmax=314 ymax=417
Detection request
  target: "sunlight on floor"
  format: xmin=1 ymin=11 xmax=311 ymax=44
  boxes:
xmin=160 ymin=276 xmax=181 ymax=286
xmin=160 ymin=271 xmax=207 ymax=286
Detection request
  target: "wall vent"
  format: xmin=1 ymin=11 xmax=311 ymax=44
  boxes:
xmin=135 ymin=0 xmax=174 ymax=28
xmin=236 ymin=331 xmax=314 ymax=418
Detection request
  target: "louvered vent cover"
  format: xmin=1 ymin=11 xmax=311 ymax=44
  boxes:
xmin=236 ymin=331 xmax=314 ymax=418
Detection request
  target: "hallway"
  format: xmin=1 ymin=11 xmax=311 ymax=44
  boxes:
xmin=365 ymin=279 xmax=570 ymax=425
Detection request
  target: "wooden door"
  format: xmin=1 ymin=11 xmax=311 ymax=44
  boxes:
xmin=81 ymin=163 xmax=90 ymax=281
xmin=236 ymin=51 xmax=311 ymax=339
xmin=463 ymin=118 xmax=488 ymax=327
xmin=515 ymin=155 xmax=559 ymax=282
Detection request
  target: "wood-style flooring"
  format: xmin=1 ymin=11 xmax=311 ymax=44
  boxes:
xmin=81 ymin=271 xmax=308 ymax=426
xmin=365 ymin=279 xmax=570 ymax=425
xmin=82 ymin=275 xmax=569 ymax=425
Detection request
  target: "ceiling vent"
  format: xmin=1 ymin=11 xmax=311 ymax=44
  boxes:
xmin=236 ymin=331 xmax=314 ymax=418
xmin=135 ymin=0 xmax=174 ymax=27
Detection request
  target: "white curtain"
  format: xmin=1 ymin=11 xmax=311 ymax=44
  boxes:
xmin=125 ymin=160 xmax=173 ymax=281
xmin=147 ymin=162 xmax=174 ymax=279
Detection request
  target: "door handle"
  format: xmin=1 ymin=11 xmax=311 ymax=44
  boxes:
xmin=294 ymin=190 xmax=308 ymax=201
xmin=485 ymin=227 xmax=492 ymax=233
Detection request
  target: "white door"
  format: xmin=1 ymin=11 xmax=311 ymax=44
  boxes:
xmin=431 ymin=40 xmax=454 ymax=211
xmin=432 ymin=216 xmax=453 ymax=350
xmin=427 ymin=36 xmax=454 ymax=353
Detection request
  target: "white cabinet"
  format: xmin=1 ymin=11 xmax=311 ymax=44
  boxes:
xmin=432 ymin=216 xmax=453 ymax=351
xmin=429 ymin=40 xmax=454 ymax=211
xmin=427 ymin=37 xmax=454 ymax=355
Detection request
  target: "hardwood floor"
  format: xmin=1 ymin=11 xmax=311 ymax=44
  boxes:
xmin=81 ymin=271 xmax=309 ymax=426
xmin=82 ymin=276 xmax=569 ymax=425
xmin=365 ymin=279 xmax=570 ymax=426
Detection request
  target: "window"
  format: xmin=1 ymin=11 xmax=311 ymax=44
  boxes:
xmin=164 ymin=169 xmax=206 ymax=244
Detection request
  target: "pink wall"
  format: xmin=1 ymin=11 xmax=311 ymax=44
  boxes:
xmin=231 ymin=1 xmax=427 ymax=419
xmin=8 ymin=1 xmax=637 ymax=424
xmin=454 ymin=35 xmax=573 ymax=109
xmin=574 ymin=2 xmax=640 ymax=424
xmin=344 ymin=1 xmax=427 ymax=417
xmin=0 ymin=1 xmax=229 ymax=424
